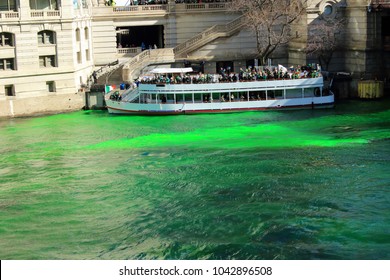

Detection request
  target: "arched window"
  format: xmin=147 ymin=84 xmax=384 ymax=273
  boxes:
xmin=38 ymin=30 xmax=56 ymax=44
xmin=75 ymin=28 xmax=81 ymax=41
xmin=0 ymin=32 xmax=15 ymax=47
xmin=84 ymin=27 xmax=89 ymax=40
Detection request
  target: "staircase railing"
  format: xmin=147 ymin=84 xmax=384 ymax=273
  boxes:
xmin=85 ymin=59 xmax=119 ymax=89
xmin=122 ymin=48 xmax=175 ymax=81
xmin=121 ymin=87 xmax=140 ymax=102
xmin=121 ymin=14 xmax=246 ymax=81
xmin=173 ymin=15 xmax=246 ymax=58
xmin=105 ymin=60 xmax=128 ymax=84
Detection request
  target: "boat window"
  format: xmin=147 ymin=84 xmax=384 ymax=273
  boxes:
xmin=304 ymin=88 xmax=315 ymax=97
xmin=150 ymin=94 xmax=157 ymax=103
xmin=167 ymin=94 xmax=175 ymax=103
xmin=274 ymin=90 xmax=284 ymax=99
xmin=250 ymin=91 xmax=266 ymax=100
xmin=185 ymin=94 xmax=193 ymax=102
xmin=194 ymin=93 xmax=202 ymax=102
xmin=176 ymin=94 xmax=185 ymax=103
xmin=211 ymin=92 xmax=220 ymax=101
xmin=286 ymin=88 xmax=302 ymax=99
xmin=237 ymin=92 xmax=248 ymax=101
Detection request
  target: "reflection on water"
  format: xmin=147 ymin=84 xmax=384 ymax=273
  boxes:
xmin=0 ymin=99 xmax=389 ymax=259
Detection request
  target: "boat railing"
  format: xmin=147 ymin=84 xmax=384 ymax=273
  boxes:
xmin=121 ymin=87 xmax=140 ymax=102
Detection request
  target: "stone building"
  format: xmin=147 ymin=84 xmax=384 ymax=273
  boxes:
xmin=0 ymin=0 xmax=94 ymax=117
xmin=1 ymin=0 xmax=389 ymax=117
xmin=301 ymin=0 xmax=390 ymax=97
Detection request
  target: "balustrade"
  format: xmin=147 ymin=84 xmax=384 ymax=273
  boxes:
xmin=113 ymin=4 xmax=167 ymax=13
xmin=117 ymin=48 xmax=142 ymax=56
xmin=30 ymin=10 xmax=61 ymax=18
xmin=0 ymin=11 xmax=19 ymax=20
xmin=100 ymin=1 xmax=229 ymax=16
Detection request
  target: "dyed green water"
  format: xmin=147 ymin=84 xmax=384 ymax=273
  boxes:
xmin=1 ymin=100 xmax=389 ymax=260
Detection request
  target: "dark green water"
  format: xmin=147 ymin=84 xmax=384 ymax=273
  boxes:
xmin=1 ymin=99 xmax=389 ymax=260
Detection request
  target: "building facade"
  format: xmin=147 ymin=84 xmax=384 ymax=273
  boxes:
xmin=1 ymin=0 xmax=389 ymax=117
xmin=0 ymin=0 xmax=94 ymax=117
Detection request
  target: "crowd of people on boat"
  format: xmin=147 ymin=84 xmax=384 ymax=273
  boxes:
xmin=139 ymin=65 xmax=321 ymax=85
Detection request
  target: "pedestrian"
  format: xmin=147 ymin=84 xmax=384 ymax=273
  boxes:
xmin=92 ymin=71 xmax=97 ymax=83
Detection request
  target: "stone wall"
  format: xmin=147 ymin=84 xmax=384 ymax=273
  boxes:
xmin=0 ymin=92 xmax=84 ymax=118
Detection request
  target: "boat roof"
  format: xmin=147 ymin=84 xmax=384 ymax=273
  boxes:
xmin=149 ymin=67 xmax=193 ymax=74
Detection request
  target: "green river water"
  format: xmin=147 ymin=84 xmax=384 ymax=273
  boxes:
xmin=0 ymin=99 xmax=389 ymax=260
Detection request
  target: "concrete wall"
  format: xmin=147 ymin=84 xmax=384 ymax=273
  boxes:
xmin=0 ymin=93 xmax=84 ymax=118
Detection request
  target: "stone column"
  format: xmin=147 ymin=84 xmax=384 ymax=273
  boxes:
xmin=19 ymin=0 xmax=31 ymax=20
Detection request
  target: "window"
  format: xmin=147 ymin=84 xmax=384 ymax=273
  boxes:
xmin=84 ymin=27 xmax=89 ymax=40
xmin=77 ymin=51 xmax=82 ymax=63
xmin=323 ymin=4 xmax=333 ymax=16
xmin=46 ymin=81 xmax=56 ymax=92
xmin=0 ymin=33 xmax=14 ymax=47
xmin=73 ymin=0 xmax=79 ymax=9
xmin=5 ymin=85 xmax=15 ymax=96
xmin=0 ymin=58 xmax=15 ymax=70
xmin=85 ymin=49 xmax=90 ymax=61
xmin=39 ymin=55 xmax=56 ymax=67
xmin=38 ymin=30 xmax=55 ymax=44
xmin=321 ymin=3 xmax=338 ymax=19
xmin=0 ymin=0 xmax=17 ymax=11
xmin=75 ymin=28 xmax=81 ymax=42
xmin=29 ymin=0 xmax=58 ymax=10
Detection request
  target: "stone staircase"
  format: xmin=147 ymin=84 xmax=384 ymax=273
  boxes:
xmin=118 ymin=14 xmax=246 ymax=82
xmin=173 ymin=15 xmax=245 ymax=59
xmin=122 ymin=48 xmax=176 ymax=82
xmin=97 ymin=63 xmax=125 ymax=85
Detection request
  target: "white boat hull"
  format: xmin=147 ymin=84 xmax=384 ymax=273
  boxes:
xmin=105 ymin=77 xmax=334 ymax=115
xmin=106 ymin=96 xmax=334 ymax=115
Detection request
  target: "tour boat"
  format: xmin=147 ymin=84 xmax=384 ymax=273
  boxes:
xmin=105 ymin=67 xmax=334 ymax=115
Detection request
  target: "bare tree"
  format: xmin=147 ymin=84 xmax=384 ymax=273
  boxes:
xmin=229 ymin=0 xmax=308 ymax=65
xmin=306 ymin=17 xmax=345 ymax=71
